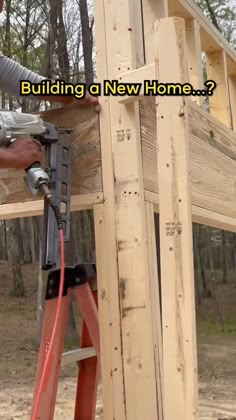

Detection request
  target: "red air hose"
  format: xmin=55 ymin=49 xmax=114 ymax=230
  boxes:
xmin=31 ymin=228 xmax=65 ymax=420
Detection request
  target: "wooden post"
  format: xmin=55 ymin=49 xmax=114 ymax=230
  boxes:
xmin=94 ymin=203 xmax=116 ymax=420
xmin=142 ymin=0 xmax=168 ymax=64
xmin=155 ymin=17 xmax=199 ymax=420
xmin=206 ymin=50 xmax=231 ymax=127
xmin=94 ymin=0 xmax=160 ymax=418
xmin=228 ymin=75 xmax=236 ymax=131
xmin=93 ymin=3 xmax=126 ymax=419
xmin=145 ymin=202 xmax=163 ymax=420
xmin=185 ymin=18 xmax=204 ymax=106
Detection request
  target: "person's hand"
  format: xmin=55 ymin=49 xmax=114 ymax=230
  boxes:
xmin=39 ymin=89 xmax=101 ymax=112
xmin=7 ymin=137 xmax=43 ymax=170
xmin=70 ymin=91 xmax=101 ymax=112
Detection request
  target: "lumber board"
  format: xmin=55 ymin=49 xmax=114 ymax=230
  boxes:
xmin=145 ymin=201 xmax=163 ymax=420
xmin=228 ymin=75 xmax=236 ymax=131
xmin=155 ymin=17 xmax=198 ymax=419
xmin=206 ymin=50 xmax=231 ymax=127
xmin=185 ymin=18 xmax=204 ymax=106
xmin=0 ymin=193 xmax=103 ymax=220
xmin=94 ymin=1 xmax=127 ymax=419
xmin=140 ymin=97 xmax=236 ymax=221
xmin=142 ymin=0 xmax=168 ymax=63
xmin=96 ymin=0 xmax=160 ymax=419
xmin=94 ymin=204 xmax=115 ymax=420
xmin=0 ymin=104 xmax=101 ymax=205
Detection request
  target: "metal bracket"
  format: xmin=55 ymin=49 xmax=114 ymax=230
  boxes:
xmin=41 ymin=122 xmax=72 ymax=270
xmin=45 ymin=264 xmax=97 ymax=300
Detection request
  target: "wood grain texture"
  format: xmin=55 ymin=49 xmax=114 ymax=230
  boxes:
xmin=206 ymin=50 xmax=231 ymax=127
xmin=185 ymin=18 xmax=204 ymax=106
xmin=145 ymin=201 xmax=163 ymax=420
xmin=97 ymin=0 xmax=160 ymax=418
xmin=155 ymin=17 xmax=198 ymax=420
xmin=0 ymin=105 xmax=101 ymax=204
xmin=141 ymin=97 xmax=236 ymax=220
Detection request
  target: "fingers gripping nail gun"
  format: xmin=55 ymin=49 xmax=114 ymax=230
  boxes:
xmin=0 ymin=109 xmax=72 ymax=268
xmin=0 ymin=110 xmax=51 ymax=197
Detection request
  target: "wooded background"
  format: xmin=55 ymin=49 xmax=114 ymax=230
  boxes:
xmin=0 ymin=0 xmax=235 ymax=341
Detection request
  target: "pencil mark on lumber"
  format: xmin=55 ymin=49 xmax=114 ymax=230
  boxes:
xmin=122 ymin=305 xmax=146 ymax=317
xmin=119 ymin=278 xmax=127 ymax=300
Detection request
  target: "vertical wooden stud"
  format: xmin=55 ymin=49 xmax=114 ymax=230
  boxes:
xmin=228 ymin=75 xmax=236 ymax=131
xmin=142 ymin=0 xmax=168 ymax=63
xmin=94 ymin=3 xmax=126 ymax=419
xmin=155 ymin=17 xmax=199 ymax=420
xmin=185 ymin=18 xmax=204 ymax=106
xmin=145 ymin=201 xmax=164 ymax=420
xmin=94 ymin=204 xmax=116 ymax=420
xmin=206 ymin=50 xmax=231 ymax=127
xmin=94 ymin=0 xmax=160 ymax=419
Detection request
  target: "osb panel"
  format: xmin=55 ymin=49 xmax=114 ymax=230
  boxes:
xmin=140 ymin=97 xmax=236 ymax=220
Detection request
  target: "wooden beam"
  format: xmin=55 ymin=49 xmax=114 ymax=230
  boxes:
xmin=144 ymin=190 xmax=236 ymax=234
xmin=95 ymin=0 xmax=160 ymax=418
xmin=118 ymin=64 xmax=155 ymax=104
xmin=185 ymin=18 xmax=204 ymax=106
xmin=131 ymin=0 xmax=145 ymax=67
xmin=142 ymin=0 xmax=168 ymax=63
xmin=206 ymin=50 xmax=231 ymax=127
xmin=94 ymin=1 xmax=127 ymax=419
xmin=94 ymin=204 xmax=115 ymax=420
xmin=0 ymin=193 xmax=103 ymax=220
xmin=155 ymin=17 xmax=198 ymax=420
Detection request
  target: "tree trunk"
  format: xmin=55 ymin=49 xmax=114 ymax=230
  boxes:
xmin=204 ymin=0 xmax=221 ymax=32
xmin=21 ymin=0 xmax=31 ymax=113
xmin=36 ymin=245 xmax=44 ymax=344
xmin=78 ymin=0 xmax=94 ymax=84
xmin=198 ymin=225 xmax=209 ymax=298
xmin=222 ymin=230 xmax=228 ymax=283
xmin=7 ymin=220 xmax=25 ymax=297
xmin=57 ymin=0 xmax=70 ymax=79
xmin=205 ymin=226 xmax=224 ymax=325
xmin=193 ymin=224 xmax=202 ymax=306
xmin=30 ymin=218 xmax=37 ymax=263
xmin=34 ymin=216 xmax=45 ymax=342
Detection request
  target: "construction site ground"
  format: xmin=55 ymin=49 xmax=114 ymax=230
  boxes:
xmin=0 ymin=261 xmax=236 ymax=420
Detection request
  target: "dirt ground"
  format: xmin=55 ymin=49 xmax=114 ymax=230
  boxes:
xmin=0 ymin=262 xmax=236 ymax=419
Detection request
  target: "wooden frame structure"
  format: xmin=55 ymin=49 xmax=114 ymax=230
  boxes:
xmin=1 ymin=0 xmax=236 ymax=419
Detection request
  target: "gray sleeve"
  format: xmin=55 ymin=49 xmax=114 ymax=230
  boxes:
xmin=0 ymin=55 xmax=46 ymax=98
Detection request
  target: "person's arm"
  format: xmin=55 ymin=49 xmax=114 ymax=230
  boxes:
xmin=0 ymin=55 xmax=100 ymax=111
xmin=39 ymin=91 xmax=101 ymax=111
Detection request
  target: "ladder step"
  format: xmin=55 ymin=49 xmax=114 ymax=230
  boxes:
xmin=61 ymin=347 xmax=96 ymax=366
